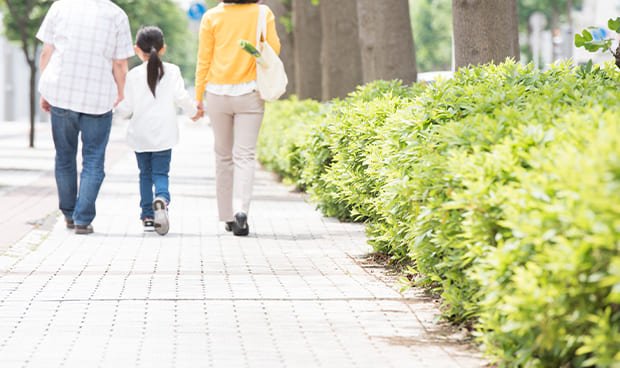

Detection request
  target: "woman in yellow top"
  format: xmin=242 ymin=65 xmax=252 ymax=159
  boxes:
xmin=195 ymin=0 xmax=281 ymax=236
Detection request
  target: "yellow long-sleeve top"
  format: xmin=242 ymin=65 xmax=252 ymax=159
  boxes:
xmin=195 ymin=3 xmax=281 ymax=101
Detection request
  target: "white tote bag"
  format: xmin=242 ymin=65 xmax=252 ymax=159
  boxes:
xmin=255 ymin=5 xmax=288 ymax=101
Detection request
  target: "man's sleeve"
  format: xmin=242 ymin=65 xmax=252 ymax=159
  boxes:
xmin=36 ymin=2 xmax=59 ymax=44
xmin=114 ymin=14 xmax=135 ymax=60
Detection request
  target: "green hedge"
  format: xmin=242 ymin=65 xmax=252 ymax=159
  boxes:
xmin=257 ymin=61 xmax=620 ymax=367
xmin=257 ymin=96 xmax=323 ymax=188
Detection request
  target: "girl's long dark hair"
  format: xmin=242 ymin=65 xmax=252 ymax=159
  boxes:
xmin=136 ymin=26 xmax=165 ymax=97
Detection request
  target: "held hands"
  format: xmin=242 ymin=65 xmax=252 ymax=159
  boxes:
xmin=114 ymin=92 xmax=124 ymax=108
xmin=191 ymin=101 xmax=205 ymax=122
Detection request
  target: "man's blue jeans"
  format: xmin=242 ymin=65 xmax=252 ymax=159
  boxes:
xmin=50 ymin=107 xmax=112 ymax=226
xmin=135 ymin=150 xmax=172 ymax=219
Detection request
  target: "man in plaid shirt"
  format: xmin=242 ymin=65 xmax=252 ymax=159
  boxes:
xmin=37 ymin=0 xmax=135 ymax=235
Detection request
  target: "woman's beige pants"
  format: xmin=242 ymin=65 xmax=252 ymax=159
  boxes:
xmin=206 ymin=91 xmax=264 ymax=222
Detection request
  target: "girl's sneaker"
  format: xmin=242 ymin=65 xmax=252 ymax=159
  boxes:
xmin=152 ymin=197 xmax=169 ymax=236
xmin=143 ymin=218 xmax=155 ymax=231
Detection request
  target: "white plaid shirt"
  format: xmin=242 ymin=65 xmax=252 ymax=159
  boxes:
xmin=36 ymin=0 xmax=135 ymax=114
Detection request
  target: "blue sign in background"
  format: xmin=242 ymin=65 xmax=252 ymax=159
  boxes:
xmin=188 ymin=2 xmax=207 ymax=21
xmin=590 ymin=27 xmax=608 ymax=41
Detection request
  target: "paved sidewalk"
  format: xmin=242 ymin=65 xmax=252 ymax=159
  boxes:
xmin=0 ymin=119 xmax=484 ymax=367
xmin=0 ymin=121 xmax=128 ymax=252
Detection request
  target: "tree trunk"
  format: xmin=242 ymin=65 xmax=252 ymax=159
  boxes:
xmin=566 ymin=0 xmax=574 ymax=59
xmin=29 ymin=61 xmax=36 ymax=148
xmin=356 ymin=0 xmax=417 ymax=84
xmin=550 ymin=0 xmax=560 ymax=31
xmin=6 ymin=0 xmax=39 ymax=148
xmin=292 ymin=0 xmax=322 ymax=100
xmin=452 ymin=0 xmax=520 ymax=69
xmin=319 ymin=0 xmax=363 ymax=100
xmin=263 ymin=0 xmax=295 ymax=98
xmin=566 ymin=0 xmax=573 ymax=30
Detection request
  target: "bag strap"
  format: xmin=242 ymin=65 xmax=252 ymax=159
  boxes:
xmin=256 ymin=5 xmax=268 ymax=46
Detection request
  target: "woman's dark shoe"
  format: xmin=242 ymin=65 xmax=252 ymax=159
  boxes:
xmin=231 ymin=212 xmax=249 ymax=236
xmin=225 ymin=221 xmax=235 ymax=232
xmin=75 ymin=224 xmax=93 ymax=235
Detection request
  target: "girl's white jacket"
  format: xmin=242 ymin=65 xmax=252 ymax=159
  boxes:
xmin=115 ymin=62 xmax=197 ymax=153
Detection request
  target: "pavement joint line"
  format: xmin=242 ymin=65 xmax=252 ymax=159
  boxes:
xmin=4 ymin=297 xmax=427 ymax=303
xmin=19 ymin=220 xmax=110 ymax=365
xmin=0 ymin=215 xmax=74 ymax=306
xmin=97 ymin=223 xmax=148 ymax=368
xmin=0 ymin=120 xmax=485 ymax=367
xmin=0 ymin=211 xmax=55 ymax=261
xmin=264 ymin=220 xmax=322 ymax=366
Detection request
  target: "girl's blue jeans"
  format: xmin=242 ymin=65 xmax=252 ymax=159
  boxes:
xmin=135 ymin=149 xmax=172 ymax=219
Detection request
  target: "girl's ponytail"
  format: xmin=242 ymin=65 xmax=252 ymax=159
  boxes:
xmin=136 ymin=26 xmax=165 ymax=97
xmin=147 ymin=46 xmax=164 ymax=97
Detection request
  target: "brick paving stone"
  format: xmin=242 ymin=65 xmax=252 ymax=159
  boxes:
xmin=0 ymin=119 xmax=486 ymax=367
xmin=0 ymin=121 xmax=129 ymax=253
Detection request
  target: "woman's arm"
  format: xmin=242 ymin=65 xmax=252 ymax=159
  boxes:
xmin=265 ymin=9 xmax=281 ymax=55
xmin=195 ymin=15 xmax=215 ymax=102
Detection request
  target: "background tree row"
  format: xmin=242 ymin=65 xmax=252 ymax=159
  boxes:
xmin=1 ymin=0 xmax=193 ymax=147
xmin=1 ymin=0 xmax=527 ymax=146
xmin=267 ymin=0 xmax=520 ymax=101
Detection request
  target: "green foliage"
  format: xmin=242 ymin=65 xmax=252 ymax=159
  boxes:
xmin=575 ymin=17 xmax=620 ymax=69
xmin=258 ymin=96 xmax=324 ymax=189
xmin=518 ymin=0 xmax=582 ymax=30
xmin=609 ymin=17 xmax=620 ymax=33
xmin=114 ymin=0 xmax=196 ymax=81
xmin=308 ymin=81 xmax=420 ymax=220
xmin=274 ymin=0 xmax=293 ymax=34
xmin=409 ymin=0 xmax=452 ymax=72
xmin=1 ymin=0 xmax=195 ymax=80
xmin=475 ymin=107 xmax=620 ymax=367
xmin=1 ymin=0 xmax=53 ymax=61
xmin=575 ymin=28 xmax=613 ymax=53
xmin=258 ymin=61 xmax=620 ymax=366
xmin=204 ymin=0 xmax=220 ymax=8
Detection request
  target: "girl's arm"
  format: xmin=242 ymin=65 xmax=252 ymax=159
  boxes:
xmin=173 ymin=66 xmax=198 ymax=117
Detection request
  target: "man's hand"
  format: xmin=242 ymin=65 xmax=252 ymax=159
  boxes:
xmin=40 ymin=96 xmax=51 ymax=113
xmin=112 ymin=59 xmax=128 ymax=108
xmin=38 ymin=44 xmax=54 ymax=115
xmin=114 ymin=92 xmax=124 ymax=107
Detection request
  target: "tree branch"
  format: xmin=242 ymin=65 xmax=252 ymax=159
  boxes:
xmin=4 ymin=0 xmax=36 ymax=62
